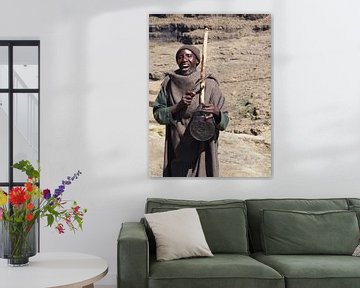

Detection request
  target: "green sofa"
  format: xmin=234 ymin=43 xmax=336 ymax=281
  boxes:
xmin=118 ymin=198 xmax=360 ymax=288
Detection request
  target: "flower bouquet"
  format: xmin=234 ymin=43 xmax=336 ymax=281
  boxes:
xmin=0 ymin=160 xmax=87 ymax=266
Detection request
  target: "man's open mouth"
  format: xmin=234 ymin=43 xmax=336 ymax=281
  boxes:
xmin=180 ymin=63 xmax=190 ymax=69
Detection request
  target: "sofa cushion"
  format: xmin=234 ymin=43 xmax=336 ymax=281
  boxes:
xmin=149 ymin=254 xmax=284 ymax=288
xmin=261 ymin=209 xmax=359 ymax=255
xmin=146 ymin=198 xmax=249 ymax=254
xmin=347 ymin=198 xmax=360 ymax=207
xmin=252 ymin=252 xmax=360 ymax=288
xmin=349 ymin=205 xmax=360 ymax=228
xmin=145 ymin=208 xmax=213 ymax=261
xmin=246 ymin=198 xmax=349 ymax=252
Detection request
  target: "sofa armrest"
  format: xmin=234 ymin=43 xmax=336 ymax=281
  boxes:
xmin=118 ymin=222 xmax=149 ymax=288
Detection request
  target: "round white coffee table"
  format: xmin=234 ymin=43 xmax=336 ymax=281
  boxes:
xmin=0 ymin=252 xmax=108 ymax=288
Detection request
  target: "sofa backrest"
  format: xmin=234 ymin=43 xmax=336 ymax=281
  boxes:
xmin=348 ymin=198 xmax=360 ymax=207
xmin=245 ymin=198 xmax=350 ymax=252
xmin=145 ymin=198 xmax=249 ymax=255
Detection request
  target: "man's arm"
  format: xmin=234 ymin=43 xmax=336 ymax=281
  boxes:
xmin=153 ymin=88 xmax=174 ymax=125
xmin=203 ymin=79 xmax=229 ymax=131
xmin=153 ymin=83 xmax=195 ymax=125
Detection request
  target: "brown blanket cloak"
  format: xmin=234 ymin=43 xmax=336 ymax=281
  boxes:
xmin=153 ymin=70 xmax=229 ymax=177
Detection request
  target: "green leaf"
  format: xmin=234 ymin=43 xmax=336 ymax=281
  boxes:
xmin=46 ymin=205 xmax=60 ymax=217
xmin=47 ymin=214 xmax=55 ymax=227
xmin=12 ymin=160 xmax=40 ymax=180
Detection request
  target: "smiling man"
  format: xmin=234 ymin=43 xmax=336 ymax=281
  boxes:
xmin=153 ymin=44 xmax=229 ymax=177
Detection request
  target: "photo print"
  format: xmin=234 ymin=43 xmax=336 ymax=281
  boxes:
xmin=148 ymin=14 xmax=271 ymax=177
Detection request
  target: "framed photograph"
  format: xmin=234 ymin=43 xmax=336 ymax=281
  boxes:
xmin=148 ymin=14 xmax=271 ymax=177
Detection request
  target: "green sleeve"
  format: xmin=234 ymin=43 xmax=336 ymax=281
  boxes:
xmin=215 ymin=111 xmax=229 ymax=131
xmin=153 ymin=88 xmax=175 ymax=125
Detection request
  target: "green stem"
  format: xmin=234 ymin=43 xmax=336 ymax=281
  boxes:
xmin=8 ymin=222 xmax=31 ymax=259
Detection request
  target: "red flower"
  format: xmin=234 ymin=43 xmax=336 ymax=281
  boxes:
xmin=72 ymin=205 xmax=80 ymax=214
xmin=65 ymin=214 xmax=71 ymax=225
xmin=26 ymin=214 xmax=33 ymax=221
xmin=9 ymin=187 xmax=26 ymax=205
xmin=25 ymin=182 xmax=33 ymax=192
xmin=26 ymin=203 xmax=34 ymax=210
xmin=56 ymin=223 xmax=65 ymax=234
xmin=24 ymin=193 xmax=31 ymax=201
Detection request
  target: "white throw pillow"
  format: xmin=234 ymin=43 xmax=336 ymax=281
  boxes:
xmin=353 ymin=244 xmax=360 ymax=256
xmin=145 ymin=208 xmax=213 ymax=261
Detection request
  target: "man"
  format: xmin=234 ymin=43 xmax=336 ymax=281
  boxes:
xmin=153 ymin=44 xmax=229 ymax=177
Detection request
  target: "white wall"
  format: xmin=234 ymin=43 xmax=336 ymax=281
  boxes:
xmin=1 ymin=0 xmax=360 ymax=285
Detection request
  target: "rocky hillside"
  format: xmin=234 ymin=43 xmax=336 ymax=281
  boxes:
xmin=148 ymin=14 xmax=272 ymax=177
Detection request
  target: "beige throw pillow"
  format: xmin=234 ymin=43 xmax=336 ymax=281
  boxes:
xmin=353 ymin=244 xmax=360 ymax=256
xmin=145 ymin=208 xmax=213 ymax=261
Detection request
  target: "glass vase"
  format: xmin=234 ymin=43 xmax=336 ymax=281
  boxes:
xmin=0 ymin=220 xmax=37 ymax=266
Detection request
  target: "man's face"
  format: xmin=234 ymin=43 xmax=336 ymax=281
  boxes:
xmin=176 ymin=49 xmax=198 ymax=76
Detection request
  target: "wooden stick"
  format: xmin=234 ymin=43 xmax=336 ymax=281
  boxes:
xmin=200 ymin=28 xmax=208 ymax=105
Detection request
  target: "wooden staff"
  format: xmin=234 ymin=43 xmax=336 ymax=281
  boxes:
xmin=189 ymin=28 xmax=215 ymax=142
xmin=199 ymin=28 xmax=209 ymax=106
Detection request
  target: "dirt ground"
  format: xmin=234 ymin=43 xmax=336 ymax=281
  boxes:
xmin=148 ymin=14 xmax=272 ymax=177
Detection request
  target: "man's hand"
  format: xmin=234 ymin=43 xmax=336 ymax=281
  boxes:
xmin=202 ymin=104 xmax=220 ymax=121
xmin=171 ymin=91 xmax=196 ymax=115
xmin=181 ymin=91 xmax=196 ymax=106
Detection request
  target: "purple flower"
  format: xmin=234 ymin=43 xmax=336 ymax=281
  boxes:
xmin=54 ymin=189 xmax=63 ymax=198
xmin=54 ymin=170 xmax=82 ymax=199
xmin=43 ymin=189 xmax=51 ymax=200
